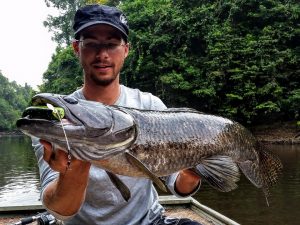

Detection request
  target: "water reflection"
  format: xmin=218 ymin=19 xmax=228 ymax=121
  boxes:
xmin=0 ymin=136 xmax=40 ymax=206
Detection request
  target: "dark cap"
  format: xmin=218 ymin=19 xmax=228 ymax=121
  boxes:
xmin=73 ymin=4 xmax=129 ymax=40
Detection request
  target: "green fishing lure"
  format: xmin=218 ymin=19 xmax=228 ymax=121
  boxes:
xmin=22 ymin=105 xmax=65 ymax=120
xmin=46 ymin=104 xmax=65 ymax=120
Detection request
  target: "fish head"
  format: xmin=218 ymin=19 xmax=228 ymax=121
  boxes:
xmin=16 ymin=93 xmax=136 ymax=159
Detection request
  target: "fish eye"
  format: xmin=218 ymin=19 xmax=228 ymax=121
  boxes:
xmin=63 ymin=96 xmax=78 ymax=104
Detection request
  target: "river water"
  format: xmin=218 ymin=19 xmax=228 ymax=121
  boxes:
xmin=0 ymin=136 xmax=41 ymax=206
xmin=193 ymin=144 xmax=300 ymax=225
xmin=0 ymin=135 xmax=299 ymax=224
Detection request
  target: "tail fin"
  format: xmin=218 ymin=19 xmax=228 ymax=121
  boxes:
xmin=257 ymin=144 xmax=283 ymax=200
xmin=238 ymin=143 xmax=282 ymax=204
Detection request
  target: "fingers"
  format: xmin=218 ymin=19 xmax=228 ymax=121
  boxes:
xmin=40 ymin=140 xmax=68 ymax=172
xmin=39 ymin=139 xmax=91 ymax=173
xmin=40 ymin=140 xmax=53 ymax=163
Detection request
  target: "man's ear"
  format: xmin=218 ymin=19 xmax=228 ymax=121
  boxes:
xmin=72 ymin=40 xmax=80 ymax=56
xmin=124 ymin=42 xmax=130 ymax=58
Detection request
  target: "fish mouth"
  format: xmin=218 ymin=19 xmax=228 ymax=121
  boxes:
xmin=16 ymin=93 xmax=81 ymax=129
xmin=21 ymin=106 xmax=66 ymax=123
xmin=16 ymin=93 xmax=135 ymax=161
xmin=16 ymin=93 xmax=114 ymax=140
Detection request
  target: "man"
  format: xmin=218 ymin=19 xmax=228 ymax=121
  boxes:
xmin=33 ymin=4 xmax=202 ymax=225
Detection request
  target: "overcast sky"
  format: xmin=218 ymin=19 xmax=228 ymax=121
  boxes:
xmin=0 ymin=0 xmax=58 ymax=90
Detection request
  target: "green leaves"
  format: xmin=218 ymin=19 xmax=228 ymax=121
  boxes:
xmin=41 ymin=0 xmax=299 ymax=125
xmin=0 ymin=72 xmax=33 ymax=131
xmin=40 ymin=46 xmax=83 ymax=94
xmin=121 ymin=0 xmax=299 ymax=124
xmin=43 ymin=0 xmax=86 ymax=46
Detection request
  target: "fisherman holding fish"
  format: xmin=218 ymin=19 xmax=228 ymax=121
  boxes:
xmin=33 ymin=4 xmax=202 ymax=225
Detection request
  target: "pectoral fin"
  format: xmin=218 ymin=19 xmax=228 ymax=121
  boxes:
xmin=105 ymin=171 xmax=131 ymax=201
xmin=191 ymin=155 xmax=240 ymax=192
xmin=125 ymin=151 xmax=168 ymax=192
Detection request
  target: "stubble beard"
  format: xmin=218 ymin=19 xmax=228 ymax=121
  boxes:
xmin=90 ymin=73 xmax=118 ymax=86
xmin=84 ymin=59 xmax=124 ymax=87
xmin=87 ymin=66 xmax=120 ymax=87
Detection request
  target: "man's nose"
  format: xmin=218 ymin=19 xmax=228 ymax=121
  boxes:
xmin=95 ymin=46 xmax=109 ymax=58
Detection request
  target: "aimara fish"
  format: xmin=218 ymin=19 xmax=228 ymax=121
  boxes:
xmin=16 ymin=93 xmax=282 ymax=203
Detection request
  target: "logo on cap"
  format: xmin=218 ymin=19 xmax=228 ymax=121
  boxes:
xmin=120 ymin=14 xmax=128 ymax=25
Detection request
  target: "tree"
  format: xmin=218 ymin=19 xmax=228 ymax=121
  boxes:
xmin=39 ymin=46 xmax=83 ymax=94
xmin=41 ymin=0 xmax=299 ymax=124
xmin=43 ymin=0 xmax=122 ymax=46
xmin=0 ymin=72 xmax=34 ymax=130
xmin=44 ymin=0 xmax=86 ymax=46
xmin=121 ymin=0 xmax=300 ymax=124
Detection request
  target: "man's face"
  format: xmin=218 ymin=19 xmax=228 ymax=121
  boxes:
xmin=73 ymin=24 xmax=129 ymax=86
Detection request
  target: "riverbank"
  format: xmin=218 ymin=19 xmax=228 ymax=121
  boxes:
xmin=250 ymin=121 xmax=300 ymax=144
xmin=0 ymin=130 xmax=23 ymax=137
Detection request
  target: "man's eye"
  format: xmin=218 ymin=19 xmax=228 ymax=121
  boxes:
xmin=106 ymin=43 xmax=118 ymax=49
xmin=85 ymin=42 xmax=98 ymax=48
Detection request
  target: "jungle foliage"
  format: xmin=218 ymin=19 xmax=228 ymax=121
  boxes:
xmin=43 ymin=0 xmax=116 ymax=46
xmin=42 ymin=0 xmax=300 ymax=124
xmin=0 ymin=72 xmax=34 ymax=131
xmin=39 ymin=46 xmax=83 ymax=93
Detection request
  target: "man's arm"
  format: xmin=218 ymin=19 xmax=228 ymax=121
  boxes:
xmin=40 ymin=140 xmax=91 ymax=217
xmin=175 ymin=169 xmax=201 ymax=195
xmin=165 ymin=170 xmax=201 ymax=197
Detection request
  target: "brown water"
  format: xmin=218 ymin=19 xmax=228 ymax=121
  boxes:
xmin=0 ymin=136 xmax=299 ymax=224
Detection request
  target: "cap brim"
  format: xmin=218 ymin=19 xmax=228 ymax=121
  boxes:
xmin=74 ymin=21 xmax=128 ymax=40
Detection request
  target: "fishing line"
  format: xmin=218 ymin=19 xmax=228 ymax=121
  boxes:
xmin=47 ymin=103 xmax=72 ymax=171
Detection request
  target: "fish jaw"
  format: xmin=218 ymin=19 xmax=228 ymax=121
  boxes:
xmin=16 ymin=117 xmax=85 ymax=146
xmin=16 ymin=93 xmax=137 ymax=161
xmin=29 ymin=93 xmax=113 ymax=135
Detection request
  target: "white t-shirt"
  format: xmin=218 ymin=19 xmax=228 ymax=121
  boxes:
xmin=32 ymin=85 xmax=198 ymax=225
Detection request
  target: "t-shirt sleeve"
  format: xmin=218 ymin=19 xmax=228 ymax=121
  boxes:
xmin=32 ymin=137 xmax=77 ymax=220
xmin=32 ymin=136 xmax=59 ymax=196
xmin=32 ymin=138 xmax=58 ymax=207
xmin=150 ymin=96 xmax=167 ymax=110
xmin=165 ymin=172 xmax=201 ymax=198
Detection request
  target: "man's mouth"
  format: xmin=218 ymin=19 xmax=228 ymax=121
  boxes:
xmin=93 ymin=64 xmax=112 ymax=71
xmin=92 ymin=62 xmax=112 ymax=68
xmin=96 ymin=65 xmax=110 ymax=68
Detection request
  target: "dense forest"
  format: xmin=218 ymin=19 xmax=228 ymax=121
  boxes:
xmin=41 ymin=0 xmax=299 ymax=125
xmin=0 ymin=0 xmax=299 ymax=130
xmin=0 ymin=72 xmax=33 ymax=131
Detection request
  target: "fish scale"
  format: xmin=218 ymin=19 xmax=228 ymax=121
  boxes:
xmin=122 ymin=109 xmax=253 ymax=176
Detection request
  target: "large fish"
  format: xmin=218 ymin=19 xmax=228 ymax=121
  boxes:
xmin=16 ymin=93 xmax=282 ymax=203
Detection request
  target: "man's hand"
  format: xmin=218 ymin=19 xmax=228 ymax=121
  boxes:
xmin=175 ymin=169 xmax=201 ymax=195
xmin=40 ymin=140 xmax=91 ymax=216
xmin=40 ymin=140 xmax=90 ymax=173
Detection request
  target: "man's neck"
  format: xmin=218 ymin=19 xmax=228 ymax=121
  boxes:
xmin=82 ymin=82 xmax=121 ymax=105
